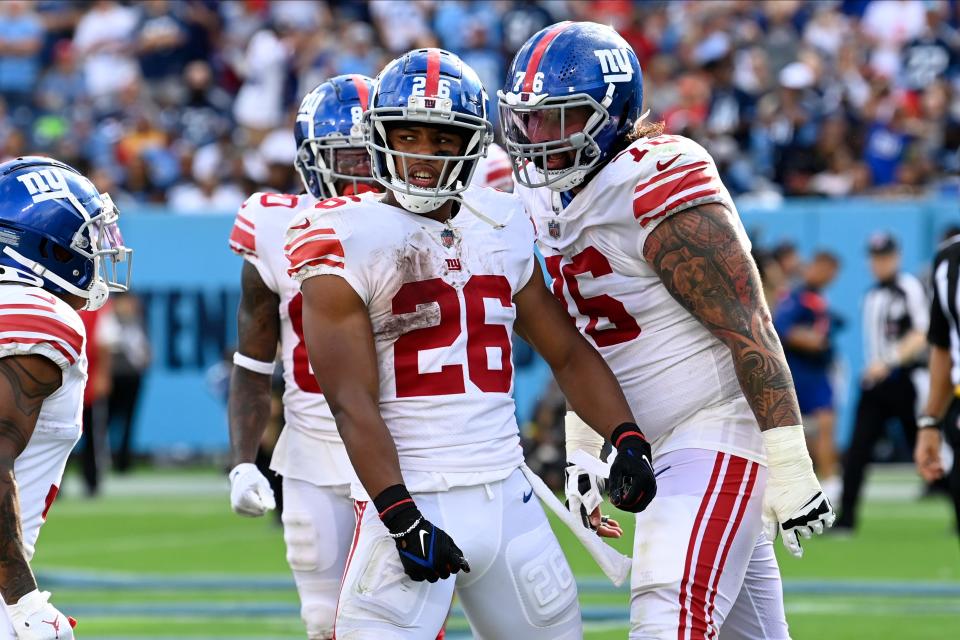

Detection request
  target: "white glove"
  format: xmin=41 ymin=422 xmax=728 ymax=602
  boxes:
xmin=761 ymin=425 xmax=836 ymax=558
xmin=7 ymin=590 xmax=75 ymax=640
xmin=229 ymin=463 xmax=276 ymax=517
xmin=565 ymin=460 xmax=605 ymax=530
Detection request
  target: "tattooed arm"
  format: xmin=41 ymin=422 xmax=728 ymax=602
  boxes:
xmin=0 ymin=355 xmax=62 ymax=604
xmin=642 ymin=202 xmax=801 ymax=431
xmin=228 ymin=261 xmax=280 ymax=468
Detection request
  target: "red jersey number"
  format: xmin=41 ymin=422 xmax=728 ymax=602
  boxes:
xmin=289 ymin=292 xmax=322 ymax=394
xmin=392 ymin=276 xmax=513 ymax=397
xmin=545 ymin=247 xmax=640 ymax=347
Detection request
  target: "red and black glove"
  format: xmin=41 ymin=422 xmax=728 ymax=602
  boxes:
xmin=608 ymin=423 xmax=657 ymax=513
xmin=374 ymin=484 xmax=470 ymax=583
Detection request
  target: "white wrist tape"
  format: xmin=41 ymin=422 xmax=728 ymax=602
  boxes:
xmin=761 ymin=424 xmax=815 ymax=476
xmin=564 ymin=411 xmax=605 ymax=460
xmin=232 ymin=352 xmax=276 ymax=375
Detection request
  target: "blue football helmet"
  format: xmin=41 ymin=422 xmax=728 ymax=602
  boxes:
xmin=0 ymin=157 xmax=132 ymax=310
xmin=498 ymin=21 xmax=644 ymax=191
xmin=366 ymin=48 xmax=493 ymax=213
xmin=294 ymin=74 xmax=377 ymax=199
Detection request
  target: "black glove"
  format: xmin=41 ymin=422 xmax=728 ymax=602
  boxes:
xmin=608 ymin=423 xmax=657 ymax=513
xmin=373 ymin=484 xmax=470 ymax=583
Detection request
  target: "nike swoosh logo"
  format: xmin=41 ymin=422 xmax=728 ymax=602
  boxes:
xmin=419 ymin=528 xmax=429 ymax=556
xmin=290 ymin=219 xmax=310 ymax=230
xmin=522 ymin=489 xmax=534 ymax=503
xmin=26 ymin=293 xmax=57 ymax=305
xmin=656 ymin=154 xmax=681 ymax=172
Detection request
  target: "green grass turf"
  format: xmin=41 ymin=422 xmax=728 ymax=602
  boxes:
xmin=31 ymin=467 xmax=960 ymax=639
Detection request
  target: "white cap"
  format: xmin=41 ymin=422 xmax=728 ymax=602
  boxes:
xmin=779 ymin=62 xmax=815 ymax=89
xmin=259 ymin=129 xmax=297 ymax=165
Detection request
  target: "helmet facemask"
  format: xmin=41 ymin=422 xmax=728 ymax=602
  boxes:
xmin=366 ymin=100 xmax=492 ymax=213
xmin=295 ymin=130 xmax=377 ymax=200
xmin=498 ymin=91 xmax=612 ymax=192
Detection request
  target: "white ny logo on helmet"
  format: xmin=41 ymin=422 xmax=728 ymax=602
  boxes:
xmin=16 ymin=168 xmax=72 ymax=204
xmin=297 ymin=91 xmax=324 ymax=124
xmin=594 ymin=48 xmax=633 ymax=84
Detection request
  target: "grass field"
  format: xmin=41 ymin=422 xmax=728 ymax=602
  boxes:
xmin=31 ymin=465 xmax=959 ymax=639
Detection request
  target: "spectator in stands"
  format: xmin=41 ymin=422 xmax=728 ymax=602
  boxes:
xmin=168 ymin=145 xmax=245 ymax=213
xmin=0 ymin=0 xmax=45 ymax=119
xmin=176 ymin=60 xmax=232 ymax=148
xmin=774 ymin=251 xmax=843 ymax=500
xmin=72 ymin=0 xmax=139 ymax=110
xmin=136 ymin=0 xmax=189 ymax=99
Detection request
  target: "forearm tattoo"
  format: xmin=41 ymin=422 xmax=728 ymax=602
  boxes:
xmin=643 ymin=203 xmax=802 ymax=429
xmin=0 ymin=460 xmax=36 ymax=604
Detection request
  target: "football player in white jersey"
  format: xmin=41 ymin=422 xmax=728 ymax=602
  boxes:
xmin=227 ymin=75 xmax=379 ymax=640
xmin=0 ymin=156 xmax=132 ymax=640
xmin=284 ymin=48 xmax=656 ymax=639
xmin=474 ymin=141 xmax=514 ymax=192
xmin=500 ymin=22 xmax=836 ymax=639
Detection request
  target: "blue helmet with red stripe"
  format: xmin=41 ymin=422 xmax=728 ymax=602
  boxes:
xmin=366 ymin=48 xmax=493 ymax=213
xmin=0 ymin=156 xmax=132 ymax=310
xmin=294 ymin=74 xmax=377 ymax=200
xmin=498 ymin=21 xmax=644 ymax=191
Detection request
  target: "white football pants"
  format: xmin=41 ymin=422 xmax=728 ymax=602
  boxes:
xmin=630 ymin=448 xmax=790 ymax=640
xmin=281 ymin=478 xmax=356 ymax=640
xmin=0 ymin=422 xmax=78 ymax=638
xmin=335 ymin=468 xmax=582 ymax=639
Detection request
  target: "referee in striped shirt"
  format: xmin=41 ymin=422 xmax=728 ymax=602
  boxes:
xmin=916 ymin=233 xmax=960 ymax=540
xmin=838 ymin=233 xmax=929 ymax=531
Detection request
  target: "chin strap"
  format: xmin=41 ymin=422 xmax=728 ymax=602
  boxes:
xmin=2 ymin=246 xmax=105 ymax=310
xmin=448 ymin=194 xmax=505 ymax=230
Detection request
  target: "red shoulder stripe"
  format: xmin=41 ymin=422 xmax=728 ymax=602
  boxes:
xmin=0 ymin=336 xmax=76 ymax=365
xmin=0 ymin=313 xmax=84 ymax=354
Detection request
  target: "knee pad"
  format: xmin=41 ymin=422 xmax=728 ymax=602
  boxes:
xmin=283 ymin=508 xmax=347 ymax=575
xmin=506 ymin=523 xmax=578 ymax=627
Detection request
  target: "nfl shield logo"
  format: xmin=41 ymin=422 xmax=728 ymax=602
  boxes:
xmin=548 ymin=220 xmax=561 ymax=239
xmin=440 ymin=228 xmax=455 ymax=248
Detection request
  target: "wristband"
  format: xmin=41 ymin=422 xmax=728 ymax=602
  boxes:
xmin=610 ymin=423 xmax=647 ymax=450
xmin=233 ymin=352 xmax=276 ymax=375
xmin=917 ymin=415 xmax=941 ymax=431
xmin=373 ymin=484 xmax=419 ymax=533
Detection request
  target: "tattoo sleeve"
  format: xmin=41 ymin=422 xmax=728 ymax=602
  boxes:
xmin=0 ymin=355 xmax=62 ymax=603
xmin=228 ymin=262 xmax=280 ymax=467
xmin=643 ymin=203 xmax=802 ymax=430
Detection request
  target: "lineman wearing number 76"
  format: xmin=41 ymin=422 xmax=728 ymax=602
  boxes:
xmin=501 ymin=21 xmax=836 ymax=639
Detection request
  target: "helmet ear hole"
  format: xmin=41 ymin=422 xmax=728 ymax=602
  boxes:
xmin=52 ymin=244 xmax=72 ymax=263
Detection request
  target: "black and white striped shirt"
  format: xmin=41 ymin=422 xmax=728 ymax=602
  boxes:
xmin=930 ymin=236 xmax=960 ymax=385
xmin=863 ymin=272 xmax=928 ymax=368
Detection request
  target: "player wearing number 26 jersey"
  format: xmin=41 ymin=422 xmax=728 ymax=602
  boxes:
xmin=286 ymin=48 xmax=655 ymax=639
xmin=227 ymin=75 xmax=379 ymax=640
xmin=501 ymin=21 xmax=835 ymax=640
xmin=0 ymin=156 xmax=132 ymax=640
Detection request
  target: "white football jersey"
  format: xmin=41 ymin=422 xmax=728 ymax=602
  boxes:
xmin=0 ymin=284 xmax=86 ymax=432
xmin=285 ymin=186 xmax=535 ymax=477
xmin=475 ymin=142 xmax=514 ymax=191
xmin=515 ymin=134 xmax=765 ymax=464
xmin=230 ymin=192 xmax=358 ymax=486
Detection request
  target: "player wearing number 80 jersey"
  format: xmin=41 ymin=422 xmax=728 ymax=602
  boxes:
xmin=502 ymin=21 xmax=836 ymax=639
xmin=227 ymin=75 xmax=378 ymax=640
xmin=286 ymin=48 xmax=656 ymax=639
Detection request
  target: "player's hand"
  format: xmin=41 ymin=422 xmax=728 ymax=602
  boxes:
xmin=8 ymin=590 xmax=76 ymax=640
xmin=565 ymin=463 xmax=622 ymax=538
xmin=607 ymin=423 xmax=657 ymax=513
xmin=762 ymin=425 xmax=836 ymax=558
xmin=915 ymin=426 xmax=944 ymax=483
xmin=229 ymin=463 xmax=276 ymax=517
xmin=374 ymin=484 xmax=470 ymax=583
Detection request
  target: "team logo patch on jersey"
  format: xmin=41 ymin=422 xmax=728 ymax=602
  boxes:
xmin=548 ymin=220 xmax=561 ymax=239
xmin=440 ymin=228 xmax=456 ymax=248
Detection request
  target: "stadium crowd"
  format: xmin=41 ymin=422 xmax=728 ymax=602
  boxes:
xmin=0 ymin=0 xmax=958 ymax=211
